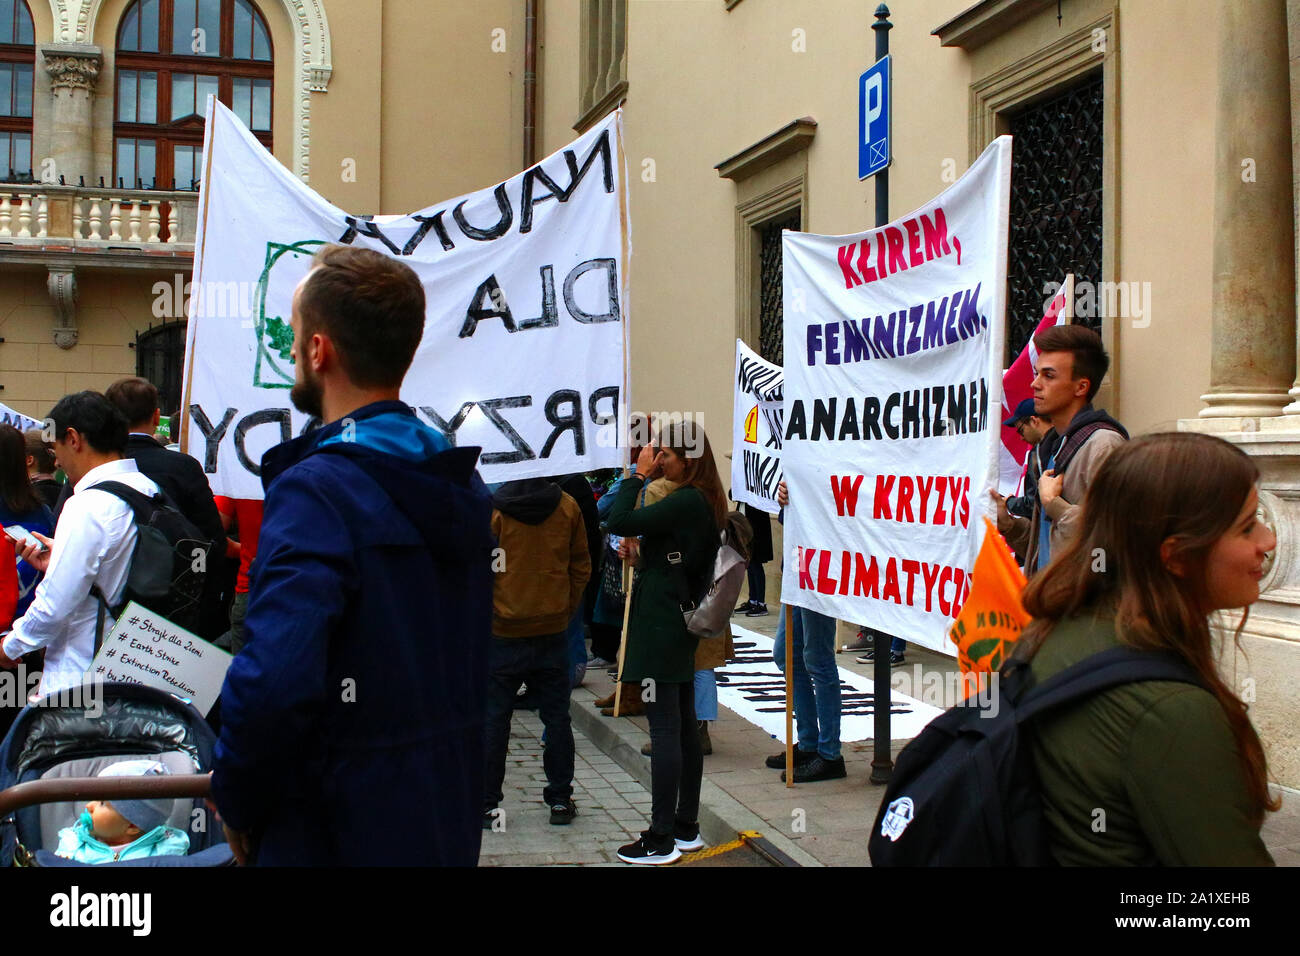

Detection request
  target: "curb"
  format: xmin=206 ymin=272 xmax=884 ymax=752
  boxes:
xmin=569 ymin=686 xmax=824 ymax=867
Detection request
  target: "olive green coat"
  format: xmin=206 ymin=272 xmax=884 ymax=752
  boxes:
xmin=604 ymin=476 xmax=718 ymax=684
xmin=1025 ymin=609 xmax=1274 ymax=866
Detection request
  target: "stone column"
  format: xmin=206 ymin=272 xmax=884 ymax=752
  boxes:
xmin=1201 ymin=0 xmax=1296 ymax=418
xmin=40 ymin=44 xmax=102 ymax=187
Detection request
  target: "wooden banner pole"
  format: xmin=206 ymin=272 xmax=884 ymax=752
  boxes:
xmin=613 ymin=559 xmax=633 ymax=714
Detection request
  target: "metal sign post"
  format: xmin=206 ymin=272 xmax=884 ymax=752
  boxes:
xmin=868 ymin=2 xmax=895 ymax=787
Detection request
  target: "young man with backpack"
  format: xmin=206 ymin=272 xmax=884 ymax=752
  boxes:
xmin=0 ymin=392 xmax=162 ymax=697
xmin=995 ymin=325 xmax=1127 ymax=575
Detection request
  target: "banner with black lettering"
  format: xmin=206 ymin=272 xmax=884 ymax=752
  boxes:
xmin=779 ymin=136 xmax=1012 ymax=654
xmin=182 ymin=100 xmax=628 ymax=497
xmin=731 ymin=340 xmax=783 ymax=514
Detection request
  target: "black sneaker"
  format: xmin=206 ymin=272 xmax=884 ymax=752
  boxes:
xmin=549 ymin=800 xmax=577 ymax=825
xmin=782 ymin=754 xmax=848 ymax=783
xmin=674 ymin=821 xmax=706 ymax=851
xmin=734 ymin=600 xmax=754 ymax=614
xmin=855 ymin=649 xmax=905 ymax=666
xmin=617 ymin=833 xmax=681 ymax=865
xmin=744 ymin=602 xmax=769 ymax=616
xmin=765 ymin=746 xmax=816 ymax=770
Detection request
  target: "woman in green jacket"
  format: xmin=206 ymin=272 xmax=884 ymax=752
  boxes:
xmin=1014 ymin=432 xmax=1278 ymax=865
xmin=604 ymin=420 xmax=726 ymax=864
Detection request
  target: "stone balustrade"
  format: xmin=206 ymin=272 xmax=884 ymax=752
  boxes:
xmin=0 ymin=182 xmax=198 ymax=248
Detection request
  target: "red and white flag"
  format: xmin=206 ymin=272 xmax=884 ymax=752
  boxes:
xmin=997 ymin=274 xmax=1073 ymax=493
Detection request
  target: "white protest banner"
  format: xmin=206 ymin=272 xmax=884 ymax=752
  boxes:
xmin=779 ymin=136 xmax=1012 ymax=654
xmin=88 ymin=601 xmax=233 ymax=715
xmin=0 ymin=402 xmax=41 ymax=432
xmin=183 ymin=100 xmax=629 ymax=497
xmin=731 ymin=340 xmax=783 ymax=514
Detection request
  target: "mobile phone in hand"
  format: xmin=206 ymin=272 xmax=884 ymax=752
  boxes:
xmin=4 ymin=525 xmax=48 ymax=552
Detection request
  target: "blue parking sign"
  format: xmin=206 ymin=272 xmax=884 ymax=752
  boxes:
xmin=859 ymin=56 xmax=891 ymax=180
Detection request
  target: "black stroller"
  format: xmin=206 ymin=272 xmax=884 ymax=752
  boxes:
xmin=0 ymin=681 xmax=233 ymax=866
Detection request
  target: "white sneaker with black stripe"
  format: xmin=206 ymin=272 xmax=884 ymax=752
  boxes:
xmin=617 ymin=834 xmax=681 ymax=865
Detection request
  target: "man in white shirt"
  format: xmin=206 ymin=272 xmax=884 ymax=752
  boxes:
xmin=0 ymin=392 xmax=159 ymax=698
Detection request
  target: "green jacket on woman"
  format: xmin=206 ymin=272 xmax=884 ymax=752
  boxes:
xmin=1024 ymin=609 xmax=1274 ymax=866
xmin=604 ymin=475 xmax=718 ymax=685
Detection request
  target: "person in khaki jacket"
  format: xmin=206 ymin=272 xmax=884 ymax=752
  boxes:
xmin=996 ymin=324 xmax=1127 ymax=574
xmin=483 ymin=478 xmax=590 ymax=828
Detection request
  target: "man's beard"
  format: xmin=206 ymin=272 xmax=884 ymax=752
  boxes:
xmin=290 ymin=366 xmax=324 ymax=419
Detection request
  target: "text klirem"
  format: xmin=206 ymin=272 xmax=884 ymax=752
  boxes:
xmin=805 ymin=283 xmax=984 ymax=367
xmin=785 ymin=379 xmax=990 ymax=443
xmin=836 ymin=206 xmax=960 ymax=289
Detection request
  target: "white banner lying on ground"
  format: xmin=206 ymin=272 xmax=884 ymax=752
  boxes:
xmin=731 ymin=340 xmax=784 ymax=515
xmin=88 ymin=602 xmax=233 ymax=715
xmin=720 ymin=625 xmax=944 ymax=742
xmin=0 ymin=402 xmax=41 ymax=431
xmin=779 ymin=137 xmax=1012 ymax=655
xmin=183 ymin=99 xmax=629 ymax=498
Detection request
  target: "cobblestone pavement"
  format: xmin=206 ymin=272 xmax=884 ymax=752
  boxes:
xmin=478 ymin=709 xmax=652 ymax=867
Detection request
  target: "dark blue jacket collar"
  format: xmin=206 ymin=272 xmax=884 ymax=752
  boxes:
xmin=259 ymin=400 xmax=416 ymax=492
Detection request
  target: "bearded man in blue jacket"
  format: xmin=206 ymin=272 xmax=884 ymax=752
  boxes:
xmin=211 ymin=244 xmax=493 ymax=866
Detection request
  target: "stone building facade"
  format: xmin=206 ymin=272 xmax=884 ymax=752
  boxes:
xmin=1 ymin=0 xmax=1298 ymax=786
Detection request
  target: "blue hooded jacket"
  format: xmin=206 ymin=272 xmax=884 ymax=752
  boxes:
xmin=210 ymin=401 xmax=494 ymax=866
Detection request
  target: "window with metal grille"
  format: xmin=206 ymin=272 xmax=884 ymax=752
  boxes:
xmin=114 ymin=0 xmax=272 ymax=191
xmin=1006 ymin=71 xmax=1103 ymax=361
xmin=136 ymin=320 xmax=187 ymax=417
xmin=758 ymin=210 xmax=800 ymax=365
xmin=0 ymin=0 xmax=35 ymax=182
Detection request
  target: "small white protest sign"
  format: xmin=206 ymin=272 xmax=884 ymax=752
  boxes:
xmin=88 ymin=602 xmax=233 ymax=715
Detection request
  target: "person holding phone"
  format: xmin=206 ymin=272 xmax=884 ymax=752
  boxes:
xmin=603 ymin=421 xmax=725 ymax=864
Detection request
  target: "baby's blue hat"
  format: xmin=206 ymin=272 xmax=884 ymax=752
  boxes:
xmin=98 ymin=760 xmax=173 ymax=833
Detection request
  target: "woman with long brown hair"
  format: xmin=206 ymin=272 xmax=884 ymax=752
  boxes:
xmin=603 ymin=419 xmax=727 ymax=864
xmin=1013 ymin=431 xmax=1278 ymax=865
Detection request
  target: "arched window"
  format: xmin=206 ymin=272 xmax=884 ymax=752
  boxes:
xmin=0 ymin=0 xmax=35 ymax=182
xmin=114 ymin=0 xmax=272 ymax=190
xmin=135 ymin=320 xmax=187 ymax=417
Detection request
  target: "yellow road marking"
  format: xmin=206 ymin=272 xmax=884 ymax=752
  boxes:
xmin=676 ymin=830 xmax=764 ymax=864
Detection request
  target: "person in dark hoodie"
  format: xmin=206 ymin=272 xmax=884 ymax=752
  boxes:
xmin=211 ymin=244 xmax=494 ymax=866
xmin=483 ymin=478 xmax=590 ymax=826
xmin=996 ymin=324 xmax=1127 ymax=575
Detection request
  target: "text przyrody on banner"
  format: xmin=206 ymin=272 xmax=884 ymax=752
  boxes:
xmin=731 ymin=339 xmax=783 ymax=515
xmin=183 ymin=99 xmax=629 ymax=498
xmin=779 ymin=136 xmax=1012 ymax=655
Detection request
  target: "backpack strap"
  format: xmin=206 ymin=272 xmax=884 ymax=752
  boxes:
xmin=1012 ymin=645 xmax=1204 ymax=726
xmin=83 ymin=480 xmax=164 ymax=522
xmin=82 ymin=480 xmax=163 ymax=653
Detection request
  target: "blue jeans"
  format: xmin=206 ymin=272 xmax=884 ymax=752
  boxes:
xmin=483 ymin=633 xmax=574 ymax=809
xmin=773 ymin=607 xmax=841 ymax=760
xmin=694 ymin=669 xmax=717 ymax=721
xmin=567 ymin=607 xmax=587 ymax=688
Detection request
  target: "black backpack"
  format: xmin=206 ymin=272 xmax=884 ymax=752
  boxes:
xmin=868 ymin=645 xmax=1202 ymax=866
xmin=86 ymin=480 xmax=214 ymax=646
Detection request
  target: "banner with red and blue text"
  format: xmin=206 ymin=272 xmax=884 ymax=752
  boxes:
xmin=779 ymin=137 xmax=1012 ymax=654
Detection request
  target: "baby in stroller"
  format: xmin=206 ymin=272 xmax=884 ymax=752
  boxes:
xmin=0 ymin=682 xmax=233 ymax=867
xmin=55 ymin=760 xmax=190 ymax=863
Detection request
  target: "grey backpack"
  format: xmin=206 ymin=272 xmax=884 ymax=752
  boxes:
xmin=669 ymin=510 xmax=753 ymax=639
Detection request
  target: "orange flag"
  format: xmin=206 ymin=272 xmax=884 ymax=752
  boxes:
xmin=948 ymin=516 xmax=1030 ymax=676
